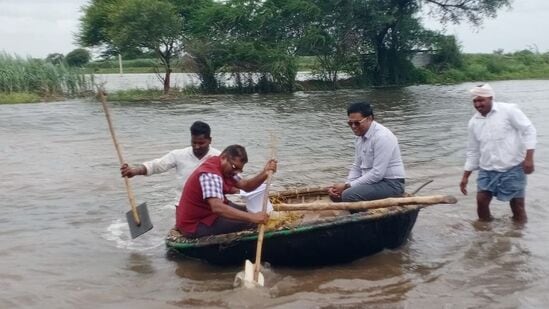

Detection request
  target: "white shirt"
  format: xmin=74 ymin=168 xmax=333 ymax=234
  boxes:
xmin=464 ymin=102 xmax=536 ymax=172
xmin=143 ymin=146 xmax=221 ymax=201
xmin=347 ymin=121 xmax=406 ymax=186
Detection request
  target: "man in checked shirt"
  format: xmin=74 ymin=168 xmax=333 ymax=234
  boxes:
xmin=176 ymin=144 xmax=277 ymax=238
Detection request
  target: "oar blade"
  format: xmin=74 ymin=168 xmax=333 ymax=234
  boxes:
xmin=125 ymin=202 xmax=153 ymax=239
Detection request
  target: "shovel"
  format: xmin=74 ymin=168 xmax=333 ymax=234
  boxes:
xmin=98 ymin=89 xmax=153 ymax=239
xmin=236 ymin=136 xmax=276 ymax=288
xmin=251 ymin=171 xmax=273 ymax=284
xmin=235 ymin=171 xmax=273 ymax=288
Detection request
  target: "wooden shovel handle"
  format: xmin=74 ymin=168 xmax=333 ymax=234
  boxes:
xmin=98 ymin=89 xmax=141 ymax=225
xmin=253 ymin=171 xmax=273 ymax=282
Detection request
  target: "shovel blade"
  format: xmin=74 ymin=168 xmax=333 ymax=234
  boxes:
xmin=236 ymin=259 xmax=264 ymax=288
xmin=125 ymin=202 xmax=153 ymax=239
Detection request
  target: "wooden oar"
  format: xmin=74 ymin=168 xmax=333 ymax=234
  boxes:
xmin=273 ymin=195 xmax=457 ymax=212
xmin=98 ymin=88 xmax=153 ymax=239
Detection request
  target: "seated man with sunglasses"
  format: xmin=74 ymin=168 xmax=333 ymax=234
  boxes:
xmin=176 ymin=144 xmax=277 ymax=238
xmin=328 ymin=102 xmax=406 ymax=203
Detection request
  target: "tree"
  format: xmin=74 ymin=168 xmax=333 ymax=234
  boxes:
xmin=350 ymin=0 xmax=510 ymax=86
xmin=430 ymin=35 xmax=463 ymax=71
xmin=45 ymin=53 xmax=65 ymax=65
xmin=184 ymin=0 xmax=314 ymax=92
xmin=65 ymin=48 xmax=91 ymax=67
xmin=300 ymin=0 xmax=358 ymax=89
xmin=423 ymin=0 xmax=511 ymax=25
xmin=78 ymin=0 xmax=185 ymax=93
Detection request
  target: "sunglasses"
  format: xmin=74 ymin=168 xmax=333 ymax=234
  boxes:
xmin=347 ymin=117 xmax=369 ymax=127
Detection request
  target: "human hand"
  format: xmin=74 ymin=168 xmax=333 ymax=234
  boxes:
xmin=327 ymin=186 xmax=340 ymax=199
xmin=459 ymin=177 xmax=468 ymax=195
xmin=120 ymin=163 xmax=139 ymax=178
xmin=264 ymin=159 xmax=277 ymax=174
xmin=523 ymin=159 xmax=535 ymax=174
xmin=328 ymin=183 xmax=347 ymax=198
xmin=250 ymin=211 xmax=270 ymax=224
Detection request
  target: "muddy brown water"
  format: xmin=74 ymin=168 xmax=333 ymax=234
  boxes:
xmin=1 ymin=80 xmax=548 ymax=308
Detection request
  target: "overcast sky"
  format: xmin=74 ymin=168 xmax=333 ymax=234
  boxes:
xmin=1 ymin=0 xmax=548 ymax=58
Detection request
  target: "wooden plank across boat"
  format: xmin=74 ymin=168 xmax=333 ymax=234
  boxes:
xmin=166 ymin=187 xmax=456 ymax=266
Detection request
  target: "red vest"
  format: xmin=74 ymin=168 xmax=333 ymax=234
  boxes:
xmin=176 ymin=156 xmax=237 ymax=233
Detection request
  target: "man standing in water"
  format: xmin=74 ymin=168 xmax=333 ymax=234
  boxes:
xmin=328 ymin=101 xmax=406 ymax=202
xmin=120 ymin=121 xmax=221 ymax=204
xmin=460 ymin=84 xmax=537 ymax=223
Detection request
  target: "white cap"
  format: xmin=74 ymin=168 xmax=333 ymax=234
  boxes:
xmin=470 ymin=83 xmax=495 ymax=99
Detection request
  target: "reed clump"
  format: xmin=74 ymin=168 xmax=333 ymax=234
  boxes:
xmin=0 ymin=53 xmax=92 ymax=103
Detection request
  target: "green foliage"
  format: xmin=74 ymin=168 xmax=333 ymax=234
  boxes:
xmin=0 ymin=92 xmax=41 ymax=104
xmin=75 ymin=0 xmax=517 ymax=92
xmin=0 ymin=53 xmax=91 ymax=99
xmin=46 ymin=53 xmax=65 ymax=65
xmin=426 ymin=51 xmax=549 ymax=83
xmin=78 ymin=0 xmax=186 ymax=92
xmin=423 ymin=0 xmax=511 ymax=25
xmin=65 ymin=48 xmax=91 ymax=67
xmin=430 ymin=35 xmax=463 ymax=71
xmin=107 ymin=0 xmax=183 ymax=53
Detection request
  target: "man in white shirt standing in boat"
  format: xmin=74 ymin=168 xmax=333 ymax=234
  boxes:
xmin=120 ymin=121 xmax=221 ymax=205
xmin=328 ymin=101 xmax=406 ymax=202
xmin=460 ymin=84 xmax=537 ymax=223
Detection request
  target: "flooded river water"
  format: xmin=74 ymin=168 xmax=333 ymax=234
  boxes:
xmin=1 ymin=80 xmax=548 ymax=308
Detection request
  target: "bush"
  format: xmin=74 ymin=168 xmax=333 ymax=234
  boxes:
xmin=66 ymin=48 xmax=91 ymax=67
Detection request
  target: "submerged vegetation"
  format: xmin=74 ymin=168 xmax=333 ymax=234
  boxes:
xmin=0 ymin=53 xmax=92 ymax=103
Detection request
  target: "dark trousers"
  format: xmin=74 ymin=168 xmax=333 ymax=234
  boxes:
xmin=341 ymin=178 xmax=405 ymax=202
xmin=184 ymin=202 xmax=255 ymax=238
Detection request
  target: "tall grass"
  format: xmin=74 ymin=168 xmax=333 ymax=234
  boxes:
xmin=424 ymin=51 xmax=549 ymax=84
xmin=0 ymin=52 xmax=92 ymax=98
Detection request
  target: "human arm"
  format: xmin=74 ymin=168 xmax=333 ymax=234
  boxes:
xmin=461 ymin=121 xmax=480 ymax=195
xmin=347 ymin=141 xmax=362 ymax=183
xmin=235 ymin=159 xmax=277 ymax=192
xmin=523 ymin=149 xmax=535 ymax=174
xmin=199 ymin=173 xmax=269 ymax=223
xmin=328 ymin=139 xmax=359 ymax=198
xmin=142 ymin=151 xmax=178 ymax=176
xmin=460 ymin=170 xmax=472 ymax=195
xmin=508 ymin=106 xmax=536 ymax=174
xmin=464 ymin=120 xmax=480 ymax=172
xmin=207 ymin=198 xmax=269 ymax=224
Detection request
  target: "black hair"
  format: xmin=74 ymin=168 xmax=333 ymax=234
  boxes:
xmin=190 ymin=121 xmax=211 ymax=138
xmin=347 ymin=101 xmax=374 ymax=118
xmin=221 ymin=144 xmax=248 ymax=164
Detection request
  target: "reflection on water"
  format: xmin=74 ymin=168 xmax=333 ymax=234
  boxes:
xmin=126 ymin=253 xmax=155 ymax=275
xmin=1 ymin=80 xmax=548 ymax=308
